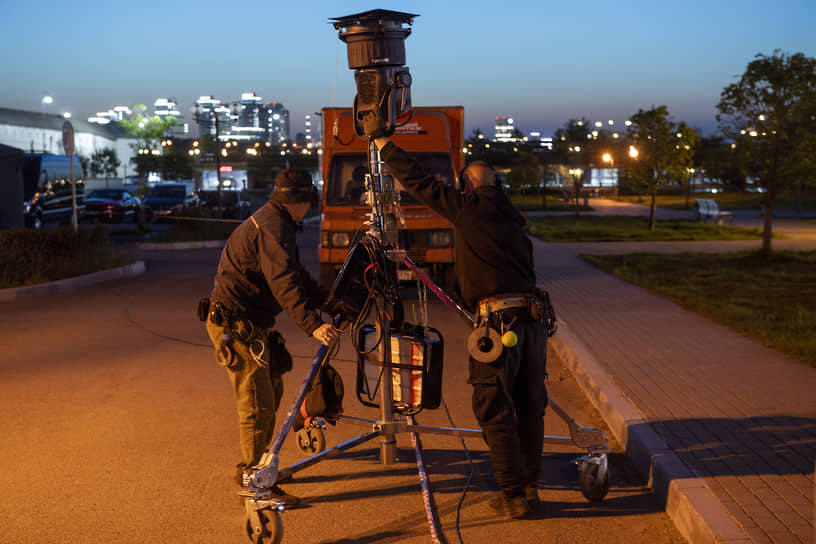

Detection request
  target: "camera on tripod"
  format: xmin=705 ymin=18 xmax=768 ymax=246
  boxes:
xmin=331 ymin=9 xmax=417 ymax=138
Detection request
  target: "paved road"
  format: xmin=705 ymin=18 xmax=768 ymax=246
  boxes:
xmin=0 ymin=223 xmax=684 ymax=544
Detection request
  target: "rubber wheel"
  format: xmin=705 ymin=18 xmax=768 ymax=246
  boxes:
xmin=578 ymin=457 xmax=610 ymax=502
xmin=245 ymin=508 xmax=283 ymax=544
xmin=296 ymin=427 xmax=326 ymax=456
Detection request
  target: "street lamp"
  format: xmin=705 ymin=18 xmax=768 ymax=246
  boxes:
xmin=41 ymin=92 xmax=53 ymax=152
xmin=192 ymin=102 xmax=239 ymax=216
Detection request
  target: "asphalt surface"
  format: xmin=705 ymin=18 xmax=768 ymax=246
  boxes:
xmin=0 ymin=219 xmax=685 ymax=544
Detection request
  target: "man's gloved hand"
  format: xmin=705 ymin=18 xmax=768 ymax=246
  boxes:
xmin=362 ymin=109 xmax=387 ymax=140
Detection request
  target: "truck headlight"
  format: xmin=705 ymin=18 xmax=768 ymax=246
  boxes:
xmin=430 ymin=230 xmax=451 ymax=247
xmin=331 ymin=232 xmax=351 ymax=247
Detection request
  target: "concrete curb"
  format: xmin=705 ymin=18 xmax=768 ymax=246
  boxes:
xmin=551 ymin=320 xmax=751 ymax=544
xmin=0 ymin=261 xmax=146 ymax=303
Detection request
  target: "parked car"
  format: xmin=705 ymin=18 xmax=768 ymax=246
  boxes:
xmin=196 ymin=189 xmax=252 ymax=219
xmin=142 ymin=183 xmax=195 ymax=221
xmin=81 ymin=189 xmax=141 ymax=222
xmin=21 ymin=153 xmax=85 ymax=229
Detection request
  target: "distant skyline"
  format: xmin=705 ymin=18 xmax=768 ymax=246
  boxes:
xmin=2 ymin=1 xmax=815 ymax=139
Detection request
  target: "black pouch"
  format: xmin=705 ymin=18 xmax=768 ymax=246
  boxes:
xmin=293 ymin=362 xmax=344 ymax=431
xmin=197 ymin=298 xmax=210 ymax=322
xmin=267 ymin=331 xmax=293 ymax=374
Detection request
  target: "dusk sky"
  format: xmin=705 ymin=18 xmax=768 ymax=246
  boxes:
xmin=2 ymin=1 xmax=815 ymax=139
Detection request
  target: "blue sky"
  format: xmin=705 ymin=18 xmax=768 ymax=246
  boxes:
xmin=2 ymin=0 xmax=815 ymax=138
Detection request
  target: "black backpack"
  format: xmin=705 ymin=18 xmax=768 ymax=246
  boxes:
xmin=293 ymin=362 xmax=344 ymax=431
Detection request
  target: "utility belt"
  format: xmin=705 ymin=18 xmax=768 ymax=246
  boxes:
xmin=198 ymin=298 xmax=291 ymax=373
xmin=476 ymin=291 xmax=557 ymax=338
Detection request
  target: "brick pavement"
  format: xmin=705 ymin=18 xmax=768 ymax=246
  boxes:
xmin=533 ymin=232 xmax=816 ymax=543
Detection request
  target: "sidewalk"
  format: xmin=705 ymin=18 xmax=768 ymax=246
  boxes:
xmin=534 ymin=229 xmax=816 ymax=542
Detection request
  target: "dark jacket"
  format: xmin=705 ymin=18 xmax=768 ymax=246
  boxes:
xmin=380 ymin=142 xmax=537 ymax=310
xmin=210 ymin=198 xmax=327 ymax=334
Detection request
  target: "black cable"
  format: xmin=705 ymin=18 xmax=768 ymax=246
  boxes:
xmin=441 ymin=397 xmax=474 ymax=544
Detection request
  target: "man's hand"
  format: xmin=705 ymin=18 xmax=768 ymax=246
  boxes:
xmin=362 ymin=109 xmax=387 ymax=141
xmin=312 ymin=323 xmax=340 ymax=346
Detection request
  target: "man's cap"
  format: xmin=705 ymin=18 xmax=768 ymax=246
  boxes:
xmin=272 ymin=169 xmax=318 ymax=204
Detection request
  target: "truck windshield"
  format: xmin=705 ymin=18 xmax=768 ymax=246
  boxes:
xmin=325 ymin=153 xmax=454 ymax=206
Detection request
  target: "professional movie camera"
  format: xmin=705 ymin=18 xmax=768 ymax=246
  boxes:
xmin=330 ymin=9 xmax=416 ymax=138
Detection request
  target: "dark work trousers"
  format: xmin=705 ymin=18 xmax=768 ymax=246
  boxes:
xmin=206 ymin=318 xmax=284 ymax=467
xmin=468 ymin=310 xmax=548 ymax=497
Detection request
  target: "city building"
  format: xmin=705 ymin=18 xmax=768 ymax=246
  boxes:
xmin=230 ymin=92 xmax=266 ymax=142
xmin=193 ymin=95 xmax=236 ymax=140
xmin=527 ymin=131 xmax=553 ymax=150
xmin=153 ymin=98 xmax=188 ymax=139
xmin=0 ymin=106 xmax=135 ymax=179
xmin=493 ymin=116 xmax=520 ymax=143
xmin=88 ymin=105 xmax=133 ymax=125
xmin=265 ymin=101 xmax=290 ymax=144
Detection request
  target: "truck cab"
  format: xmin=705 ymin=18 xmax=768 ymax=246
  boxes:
xmin=319 ymin=106 xmax=464 ymax=289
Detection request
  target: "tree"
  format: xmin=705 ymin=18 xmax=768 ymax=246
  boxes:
xmin=624 ymin=106 xmax=697 ymax=230
xmin=505 ymin=151 xmax=541 ymax=193
xmin=119 ymin=104 xmax=178 ymax=183
xmin=716 ymin=50 xmax=816 ymax=252
xmin=696 ymin=135 xmax=747 ymax=193
xmin=90 ymin=148 xmax=121 ymax=188
xmin=552 ymin=119 xmax=593 ymax=213
xmin=672 ymin=122 xmax=700 ymax=208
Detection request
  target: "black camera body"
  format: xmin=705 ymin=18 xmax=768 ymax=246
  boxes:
xmin=331 ymin=9 xmax=417 ymax=137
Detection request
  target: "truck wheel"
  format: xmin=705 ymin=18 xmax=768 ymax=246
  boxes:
xmin=32 ymin=212 xmax=44 ymax=230
xmin=319 ymin=264 xmax=337 ymax=290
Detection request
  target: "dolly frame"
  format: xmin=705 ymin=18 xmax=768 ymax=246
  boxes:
xmin=240 ymin=143 xmax=611 ymax=544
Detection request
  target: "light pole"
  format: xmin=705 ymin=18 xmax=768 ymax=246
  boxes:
xmin=41 ymin=92 xmax=52 ymax=152
xmin=192 ymin=103 xmax=238 ymax=217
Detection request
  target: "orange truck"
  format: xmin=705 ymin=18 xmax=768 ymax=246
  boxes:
xmin=318 ymin=106 xmax=465 ymax=289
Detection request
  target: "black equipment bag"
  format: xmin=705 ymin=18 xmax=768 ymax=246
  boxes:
xmin=355 ymin=323 xmax=444 ymax=415
xmin=292 ymin=362 xmax=344 ymax=431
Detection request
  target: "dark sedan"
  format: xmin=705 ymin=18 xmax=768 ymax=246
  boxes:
xmin=81 ymin=189 xmax=141 ymax=222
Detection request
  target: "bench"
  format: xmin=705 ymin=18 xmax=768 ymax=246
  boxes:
xmin=694 ymin=198 xmax=734 ymax=225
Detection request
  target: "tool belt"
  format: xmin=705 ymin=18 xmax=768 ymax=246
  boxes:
xmin=476 ymin=290 xmax=557 ymax=338
xmin=198 ymin=298 xmax=291 ymax=373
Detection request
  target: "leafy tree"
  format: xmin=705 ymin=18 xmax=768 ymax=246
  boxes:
xmin=552 ymin=119 xmax=593 ymax=213
xmin=505 ymin=151 xmax=541 ymax=193
xmin=672 ymin=122 xmax=700 ymax=208
xmin=160 ymin=146 xmax=192 ymax=181
xmin=717 ymin=50 xmax=816 ymax=252
xmin=119 ymin=104 xmax=178 ymax=182
xmin=90 ymin=148 xmax=121 ymax=188
xmin=696 ymin=135 xmax=747 ymax=193
xmin=624 ymin=105 xmax=697 ymax=230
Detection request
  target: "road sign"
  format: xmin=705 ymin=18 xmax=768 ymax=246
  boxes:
xmin=62 ymin=121 xmax=74 ymax=155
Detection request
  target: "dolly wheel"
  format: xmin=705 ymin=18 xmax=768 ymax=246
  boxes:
xmin=245 ymin=508 xmax=283 ymax=544
xmin=578 ymin=454 xmax=611 ymax=502
xmin=296 ymin=427 xmax=326 ymax=456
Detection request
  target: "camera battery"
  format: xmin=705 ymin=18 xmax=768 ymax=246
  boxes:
xmin=356 ymin=324 xmax=444 ymax=415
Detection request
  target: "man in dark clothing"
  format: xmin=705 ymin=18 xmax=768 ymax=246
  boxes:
xmin=205 ymin=169 xmax=339 ymax=506
xmin=363 ymin=111 xmax=548 ymax=519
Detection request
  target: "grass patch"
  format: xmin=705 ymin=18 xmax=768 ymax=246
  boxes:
xmin=582 ymin=250 xmax=816 ymax=367
xmin=0 ymin=225 xmax=133 ymax=288
xmin=526 ymin=215 xmax=764 ymax=242
xmin=510 ymin=194 xmax=591 ymax=212
xmin=614 ymin=192 xmax=816 ymax=211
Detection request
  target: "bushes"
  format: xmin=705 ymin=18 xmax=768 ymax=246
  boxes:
xmin=0 ymin=225 xmax=130 ymax=288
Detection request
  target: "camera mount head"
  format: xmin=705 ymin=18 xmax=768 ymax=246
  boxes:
xmin=331 ymin=9 xmax=418 ymax=137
